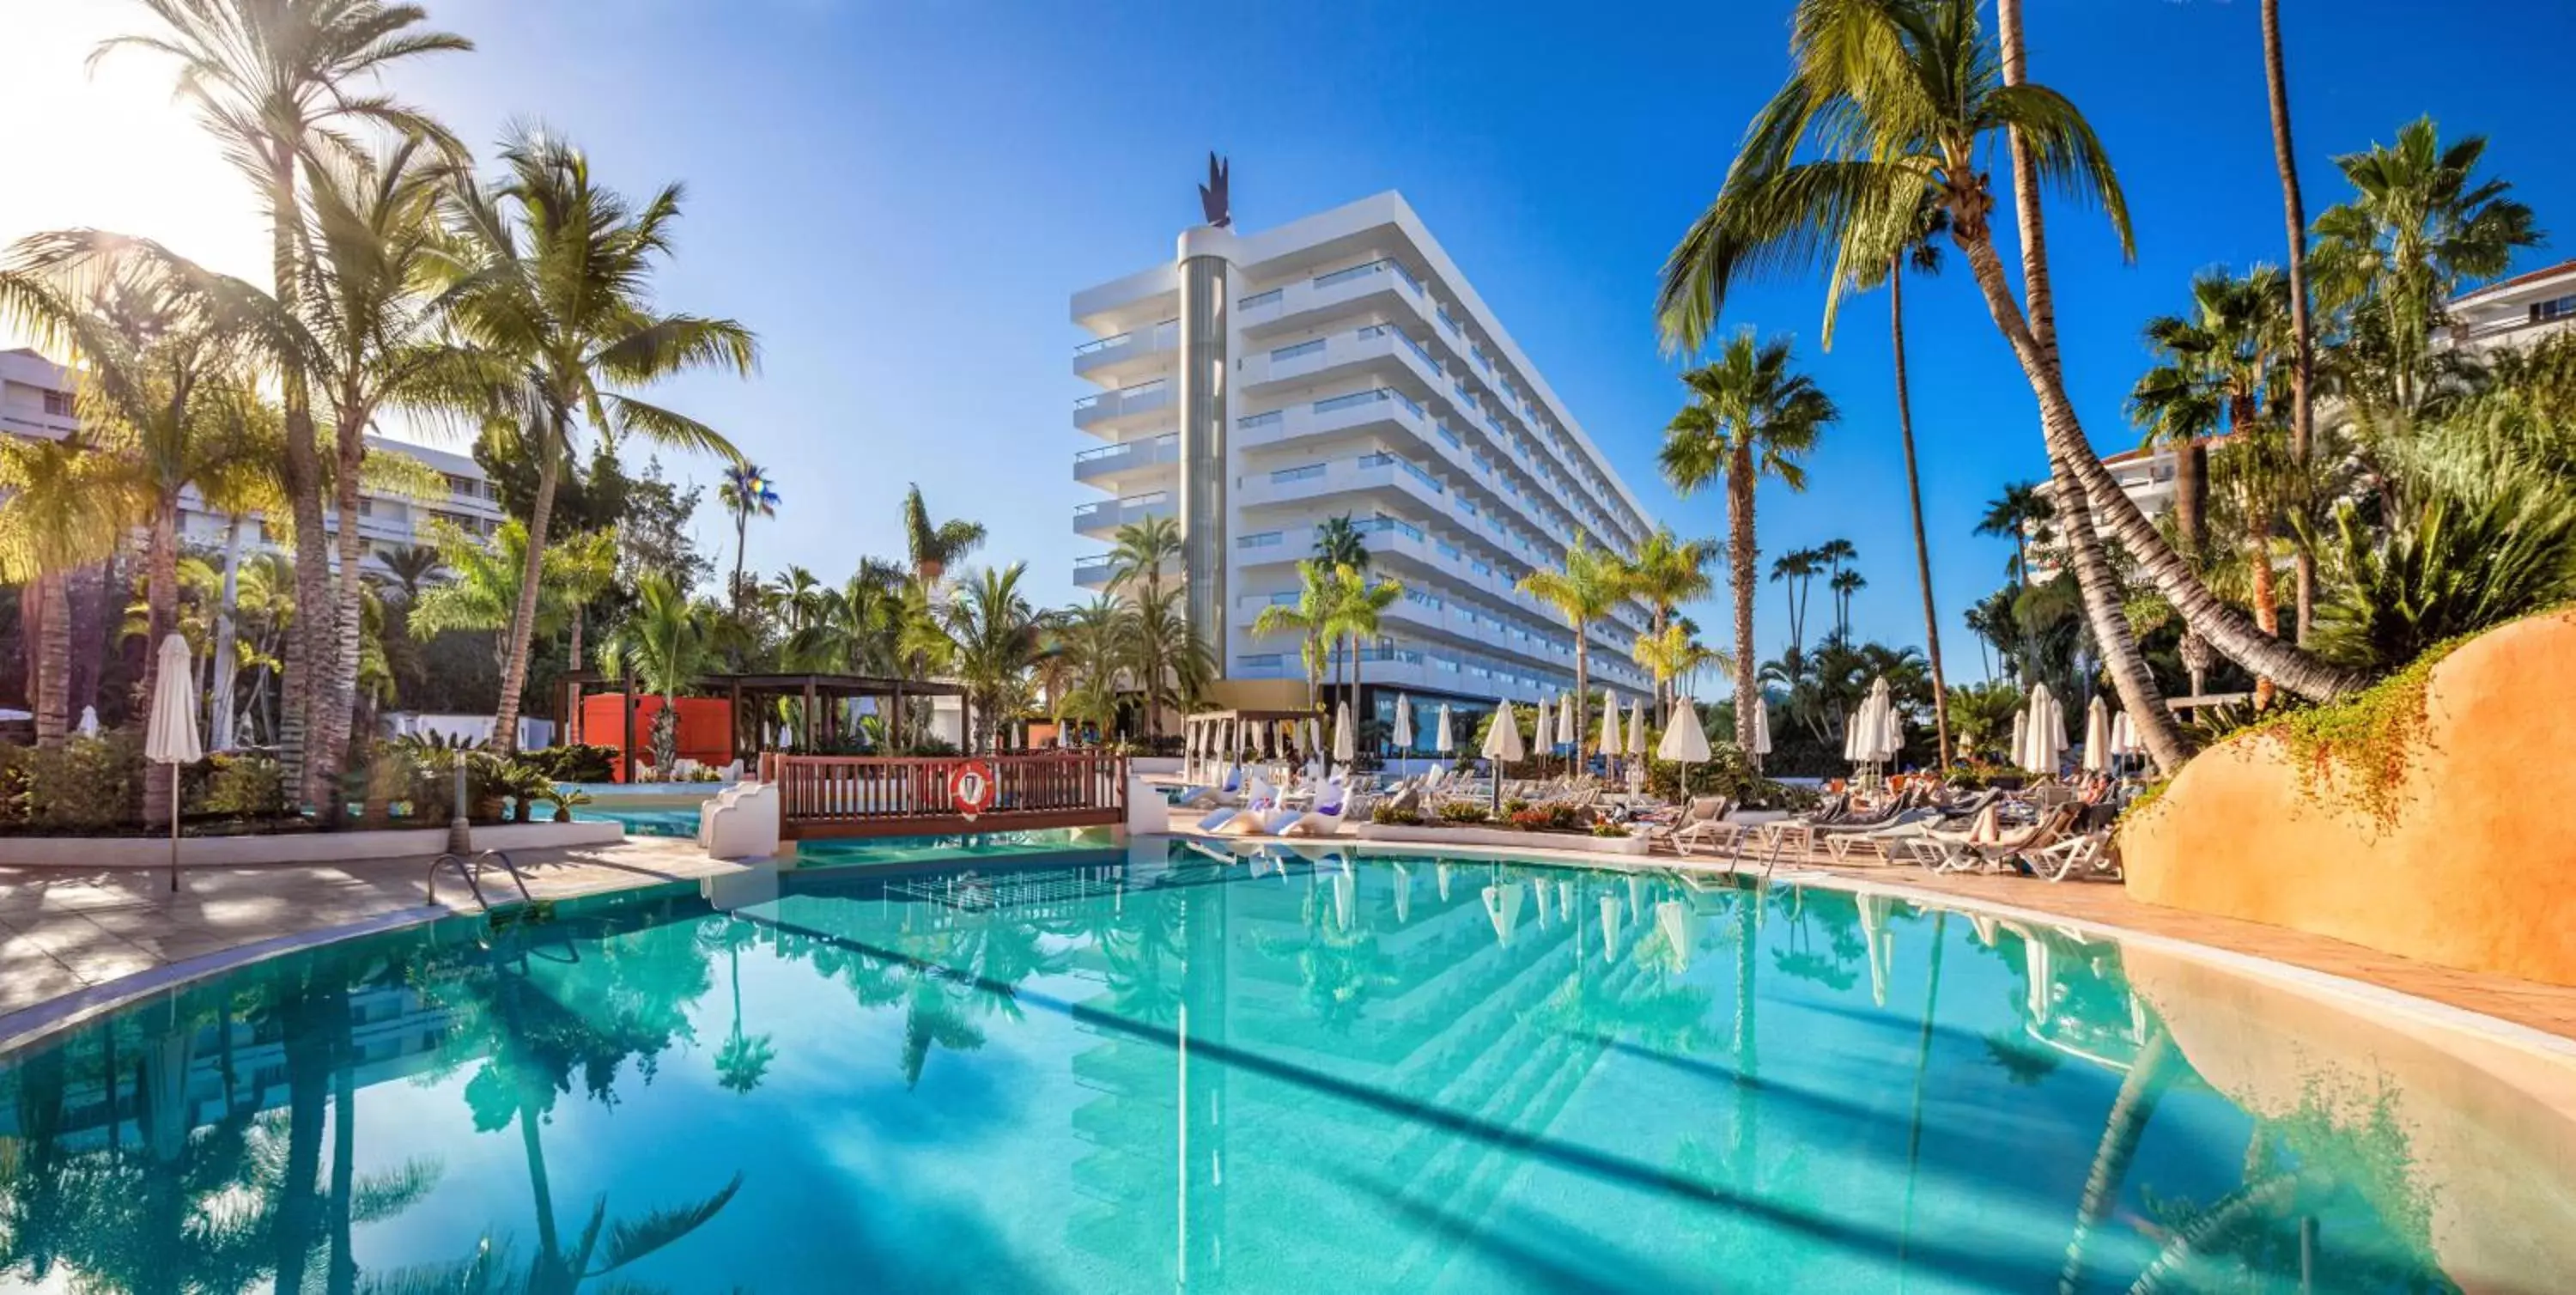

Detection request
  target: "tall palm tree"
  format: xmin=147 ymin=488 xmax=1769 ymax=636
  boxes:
xmin=1660 ymin=331 xmax=1834 ymax=753
xmin=1632 ymin=623 xmax=1722 ymax=720
xmin=2311 ymin=116 xmax=2541 ymax=418
xmin=427 ymin=128 xmax=756 ymax=753
xmin=1251 ymin=559 xmax=1337 ymax=711
xmin=1057 ymin=594 xmax=1132 ymax=742
xmin=1128 ymin=582 xmax=1212 ymax=740
xmin=599 ymin=574 xmax=713 ymax=774
xmin=2129 ymin=268 xmax=2293 ymax=565
xmin=408 ymin=520 xmax=595 ymax=674
xmin=718 ymin=463 xmax=781 ymax=612
xmin=1516 ymin=540 xmax=1625 ymax=760
xmin=1107 ymin=514 xmax=1184 ymax=739
xmin=1975 ymin=481 xmax=2053 ymax=582
xmin=1834 ymin=194 xmax=1957 ymax=767
xmin=943 ymin=563 xmax=1048 ymax=752
xmin=1767 ymin=548 xmax=1820 ymax=659
xmin=1656 ymin=0 xmax=2360 ymax=712
xmin=902 ymin=483 xmax=986 ymax=587
xmin=1829 ymin=568 xmax=1867 ymax=641
xmin=1617 ymin=527 xmax=1715 ymax=724
xmin=2260 ymin=0 xmax=2319 ymax=644
xmin=1312 ymin=514 xmax=1370 ymax=571
xmin=1324 ymin=562 xmax=1402 ymax=745
xmin=100 ymin=0 xmax=471 ymax=797
xmin=0 ymin=438 xmax=125 ymax=747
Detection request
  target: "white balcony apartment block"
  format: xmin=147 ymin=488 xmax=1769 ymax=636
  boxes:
xmin=2 ymin=346 xmax=504 ymax=574
xmin=2440 ymin=258 xmax=2576 ymax=356
xmin=1068 ymin=192 xmax=1662 ymax=731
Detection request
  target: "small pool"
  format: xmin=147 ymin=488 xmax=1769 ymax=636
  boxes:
xmin=0 ymin=840 xmax=2566 ymax=1291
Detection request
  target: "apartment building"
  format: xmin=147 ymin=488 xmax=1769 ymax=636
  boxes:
xmin=0 ymin=345 xmax=502 ymax=572
xmin=1070 ymin=192 xmax=1659 ymax=738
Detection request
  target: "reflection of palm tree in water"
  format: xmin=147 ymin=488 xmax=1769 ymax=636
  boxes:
xmin=1252 ymin=873 xmax=1394 ymax=1034
xmin=1768 ymin=885 xmax=1865 ymax=994
xmin=701 ymin=919 xmax=776 ymax=1095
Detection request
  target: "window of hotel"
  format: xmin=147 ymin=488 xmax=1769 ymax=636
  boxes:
xmin=1270 ymin=338 xmax=1325 ymax=362
xmin=2532 ymin=295 xmax=2576 ymax=323
xmin=41 ymin=390 xmax=71 ymax=416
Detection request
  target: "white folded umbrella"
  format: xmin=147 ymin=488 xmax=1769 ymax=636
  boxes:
xmin=1599 ymin=690 xmax=1621 ymax=757
xmin=1627 ymin=697 xmax=1649 ymax=757
xmin=1394 ymin=695 xmax=1415 ymax=751
xmin=145 ymin=635 xmax=202 ymax=893
xmin=2082 ymin=696 xmax=2111 ymax=773
xmin=1435 ymin=703 xmax=1455 ymax=754
xmin=1753 ymin=694 xmax=1772 ymax=757
xmin=1658 ymin=696 xmax=1711 ymax=763
xmin=1482 ymin=699 xmax=1527 ymax=763
xmin=1334 ymin=700 xmax=1357 ymax=767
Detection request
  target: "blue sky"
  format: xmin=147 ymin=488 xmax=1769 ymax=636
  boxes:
xmin=15 ymin=0 xmax=2575 ymax=675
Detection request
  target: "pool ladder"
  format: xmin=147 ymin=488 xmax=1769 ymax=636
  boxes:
xmin=426 ymin=849 xmax=534 ymax=911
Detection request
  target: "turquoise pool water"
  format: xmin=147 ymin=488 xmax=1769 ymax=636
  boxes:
xmin=0 ymin=840 xmax=2560 ymax=1292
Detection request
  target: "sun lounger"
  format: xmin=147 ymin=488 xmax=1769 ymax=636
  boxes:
xmin=1200 ymin=775 xmax=1276 ymax=834
xmin=2027 ymin=828 xmax=2119 ymax=882
xmin=1665 ymin=797 xmax=1750 ymax=858
xmin=1281 ymin=779 xmax=1351 ymax=836
xmin=1905 ymin=805 xmax=2081 ymax=873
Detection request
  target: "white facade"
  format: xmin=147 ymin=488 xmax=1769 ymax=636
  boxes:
xmin=2439 ymin=258 xmax=2576 ymax=356
xmin=1069 ymin=192 xmax=1658 ymax=713
xmin=1 ymin=345 xmax=502 ymax=573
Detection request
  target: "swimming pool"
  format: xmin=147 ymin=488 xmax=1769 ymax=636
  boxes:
xmin=0 ymin=839 xmax=2565 ymax=1291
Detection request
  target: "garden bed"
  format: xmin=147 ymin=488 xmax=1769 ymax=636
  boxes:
xmin=0 ymin=819 xmax=623 ymax=869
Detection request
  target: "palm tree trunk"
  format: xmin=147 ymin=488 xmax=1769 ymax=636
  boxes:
xmin=1572 ymin=635 xmax=1589 ymax=766
xmin=2176 ymin=440 xmax=2208 ymax=562
xmin=2057 ymin=1031 xmax=2176 ymax=1292
xmin=492 ymin=426 xmax=562 ymax=754
xmin=142 ymin=499 xmax=180 ymax=828
xmin=2249 ymin=510 xmax=2279 ymax=708
xmin=266 ymin=141 xmax=331 ymax=808
xmin=2263 ymin=0 xmax=2318 ymax=645
xmin=1728 ymin=449 xmax=1759 ymax=754
xmin=565 ymin=605 xmax=586 ymax=745
xmin=210 ymin=517 xmax=245 ymax=751
xmin=732 ymin=513 xmax=749 ymax=614
xmin=318 ymin=417 xmax=370 ymax=825
xmin=1891 ymin=264 xmax=1953 ymax=769
xmin=33 ymin=571 xmax=68 ymax=748
xmin=1990 ymin=0 xmax=2194 ymax=775
xmin=1977 ymin=0 xmax=2362 ymax=707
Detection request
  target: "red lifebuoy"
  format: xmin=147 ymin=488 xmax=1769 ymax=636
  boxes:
xmin=950 ymin=760 xmax=998 ymax=818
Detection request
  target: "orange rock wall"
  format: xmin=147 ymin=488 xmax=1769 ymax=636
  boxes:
xmin=2121 ymin=611 xmax=2576 ymax=986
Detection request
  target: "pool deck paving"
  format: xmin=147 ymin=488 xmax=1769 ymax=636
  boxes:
xmin=5 ymin=828 xmax=2576 ymax=1060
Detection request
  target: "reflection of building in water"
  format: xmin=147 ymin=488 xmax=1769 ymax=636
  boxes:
xmin=0 ymin=982 xmax=454 ymax=1151
xmin=1060 ymin=846 xmax=1680 ymax=1288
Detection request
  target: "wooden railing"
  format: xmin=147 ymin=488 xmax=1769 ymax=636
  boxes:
xmin=758 ymin=751 xmax=1129 ymax=840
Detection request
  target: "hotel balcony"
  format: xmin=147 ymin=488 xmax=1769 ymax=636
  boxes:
xmin=1074 ymin=552 xmax=1118 ymax=589
xmin=1236 ymin=257 xmax=1437 ymax=343
xmin=1072 ymin=431 xmax=1179 ymax=494
xmin=1073 ymin=489 xmax=1175 ymax=540
xmin=1072 ymin=317 xmax=1178 ymax=386
xmin=1072 ymin=378 xmax=1171 ymax=436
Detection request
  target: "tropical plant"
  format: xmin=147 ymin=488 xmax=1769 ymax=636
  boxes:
xmin=1313 ymin=514 xmax=1370 ymax=571
xmin=1105 ymin=514 xmax=1194 ymax=740
xmin=2260 ymin=0 xmax=2320 ymax=643
xmin=1976 ymin=481 xmax=2054 ymax=581
xmin=1633 ymin=623 xmax=1722 ymax=714
xmin=943 ymin=563 xmax=1050 ymax=752
xmin=1252 ymin=559 xmax=1338 ymax=711
xmin=1768 ymin=547 xmax=1822 ymax=659
xmin=1653 ymin=0 xmax=2358 ymax=724
xmin=1828 ymin=568 xmax=1866 ymax=642
xmin=718 ymin=463 xmax=780 ymax=612
xmin=427 ymin=127 xmax=756 ymax=752
xmin=1661 ymin=331 xmax=1833 ymax=754
xmin=100 ymin=0 xmax=471 ymax=797
xmin=1516 ymin=541 xmax=1625 ymax=758
xmin=2129 ymin=267 xmax=2297 ymax=565
xmin=1107 ymin=514 xmax=1180 ymax=603
xmin=901 ymin=483 xmax=986 ymax=586
xmin=1323 ymin=562 xmax=1403 ymax=743
xmin=1617 ymin=527 xmax=1716 ymax=722
xmin=1944 ymin=679 xmax=2026 ymax=762
xmin=0 ymin=437 xmax=127 ymax=746
xmin=598 ymin=575 xmax=715 ymax=773
xmin=2311 ymin=479 xmax=2576 ymax=675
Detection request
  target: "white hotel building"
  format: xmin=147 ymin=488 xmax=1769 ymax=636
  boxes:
xmin=1069 ymin=192 xmax=1659 ymax=736
xmin=2 ymin=345 xmax=504 ymax=570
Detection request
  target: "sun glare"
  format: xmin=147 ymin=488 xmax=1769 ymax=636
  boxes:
xmin=0 ymin=0 xmax=273 ymax=337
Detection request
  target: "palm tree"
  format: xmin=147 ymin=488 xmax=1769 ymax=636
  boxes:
xmin=1660 ymin=331 xmax=1833 ymax=753
xmin=1515 ymin=541 xmax=1625 ymax=760
xmin=1963 ymin=587 xmax=2028 ymax=684
xmin=1251 ymin=559 xmax=1337 ymax=711
xmin=1976 ymin=482 xmax=2053 ymax=581
xmin=1767 ymin=548 xmax=1820 ymax=659
xmin=1633 ymin=623 xmax=1722 ymax=720
xmin=409 ymin=520 xmax=598 ymax=675
xmin=943 ymin=563 xmax=1048 ymax=752
xmin=1312 ymin=514 xmax=1370 ymax=571
xmin=1320 ymin=563 xmax=1400 ymax=747
xmin=2311 ymin=116 xmax=2542 ymax=418
xmin=2129 ymin=268 xmax=2294 ymax=564
xmin=100 ymin=0 xmax=471 ymax=799
xmin=1105 ymin=514 xmax=1185 ymax=739
xmin=599 ymin=574 xmax=714 ymax=773
xmin=1055 ymin=594 xmax=1132 ymax=743
xmin=427 ymin=128 xmax=756 ymax=752
xmin=718 ymin=463 xmax=781 ymax=613
xmin=379 ymin=544 xmax=444 ymax=600
xmin=2260 ymin=0 xmax=2319 ymax=644
xmin=0 ymin=437 xmax=125 ymax=747
xmin=1617 ymin=527 xmax=1715 ymax=723
xmin=902 ymin=483 xmax=987 ymax=586
xmin=1127 ymin=583 xmax=1212 ymax=744
xmin=1828 ymin=568 xmax=1867 ymax=641
xmin=1656 ymin=0 xmax=2360 ymax=712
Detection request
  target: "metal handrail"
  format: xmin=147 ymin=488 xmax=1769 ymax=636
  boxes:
xmin=426 ymin=848 xmax=535 ymax=909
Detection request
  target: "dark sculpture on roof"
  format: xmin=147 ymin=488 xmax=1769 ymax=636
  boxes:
xmin=1200 ymin=152 xmax=1230 ymax=228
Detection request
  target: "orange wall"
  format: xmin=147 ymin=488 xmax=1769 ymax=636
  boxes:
xmin=2121 ymin=611 xmax=2576 ymax=986
xmin=580 ymin=694 xmax=733 ymax=781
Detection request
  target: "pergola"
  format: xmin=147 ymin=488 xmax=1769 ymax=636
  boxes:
xmin=1179 ymin=707 xmax=1323 ymax=782
xmin=560 ymin=670 xmax=968 ymax=773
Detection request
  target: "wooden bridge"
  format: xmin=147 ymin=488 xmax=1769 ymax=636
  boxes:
xmin=757 ymin=751 xmax=1130 ymax=840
